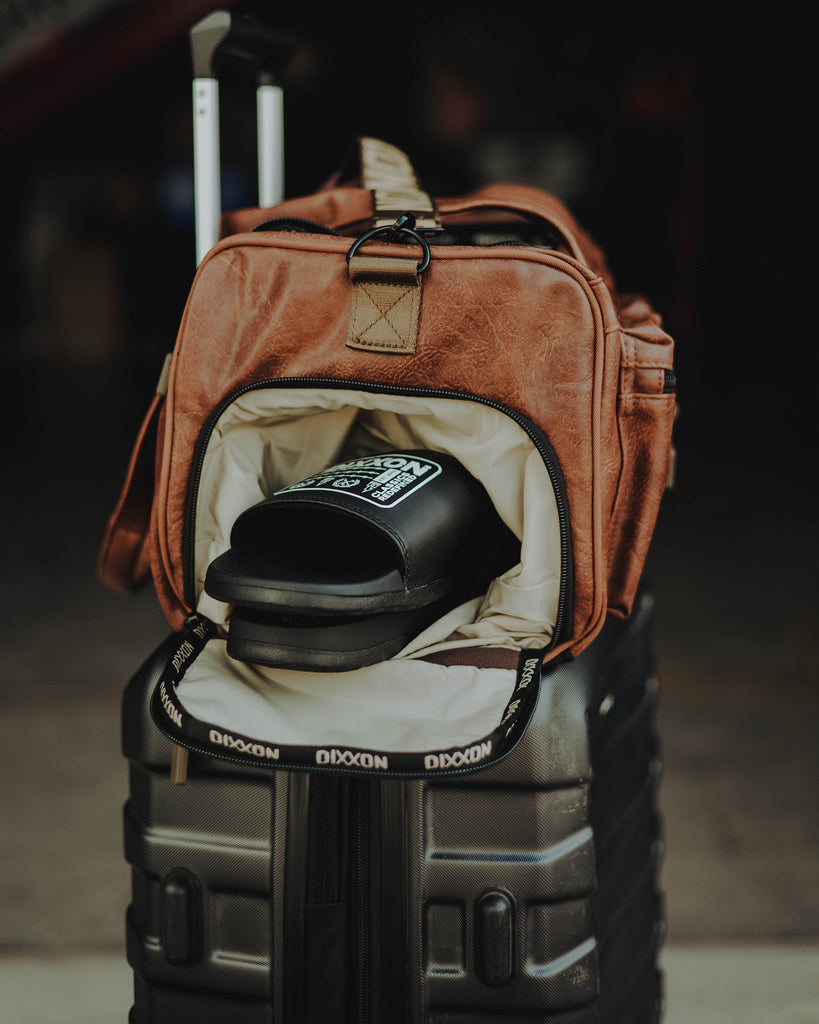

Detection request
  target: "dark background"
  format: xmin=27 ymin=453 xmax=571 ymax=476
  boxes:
xmin=0 ymin=0 xmax=816 ymax=993
xmin=0 ymin=0 xmax=803 ymax=474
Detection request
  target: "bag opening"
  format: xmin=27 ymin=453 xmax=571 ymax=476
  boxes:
xmin=165 ymin=386 xmax=563 ymax=762
xmin=193 ymin=387 xmax=562 ymax=653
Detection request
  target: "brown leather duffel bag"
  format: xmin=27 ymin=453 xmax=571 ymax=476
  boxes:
xmin=99 ymin=137 xmax=676 ymax=673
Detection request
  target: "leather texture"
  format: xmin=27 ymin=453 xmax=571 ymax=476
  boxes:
xmin=97 ymin=392 xmax=161 ymax=593
xmin=99 ymin=143 xmax=675 ymax=661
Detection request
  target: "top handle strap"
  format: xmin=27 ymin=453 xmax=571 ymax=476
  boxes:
xmin=357 ymin=137 xmax=443 ymax=233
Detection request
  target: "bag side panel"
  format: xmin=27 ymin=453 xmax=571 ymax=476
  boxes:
xmin=606 ymin=297 xmax=676 ymax=617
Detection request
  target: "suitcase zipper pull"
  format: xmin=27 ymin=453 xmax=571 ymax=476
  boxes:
xmin=171 ymin=744 xmax=189 ymax=785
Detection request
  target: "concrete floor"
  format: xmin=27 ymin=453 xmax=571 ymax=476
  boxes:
xmin=1 ymin=364 xmax=817 ymax=1021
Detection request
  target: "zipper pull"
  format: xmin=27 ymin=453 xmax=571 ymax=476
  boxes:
xmin=171 ymin=744 xmax=189 ymax=785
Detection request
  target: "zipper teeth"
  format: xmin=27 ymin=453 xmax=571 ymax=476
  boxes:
xmin=322 ymin=782 xmax=335 ymax=903
xmin=354 ymin=782 xmax=370 ymax=1024
xmin=311 ymin=775 xmax=337 ymax=905
xmin=252 ymin=217 xmax=343 ymax=236
xmin=182 ymin=377 xmax=572 ymax=646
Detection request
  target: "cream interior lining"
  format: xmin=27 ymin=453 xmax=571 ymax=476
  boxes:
xmin=183 ymin=637 xmax=517 ymax=752
xmin=175 ymin=387 xmax=561 ymax=751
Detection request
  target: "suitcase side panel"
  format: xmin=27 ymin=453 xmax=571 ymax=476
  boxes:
xmin=400 ymin=589 xmax=664 ymax=1024
xmin=122 ymin=637 xmax=293 ymax=1024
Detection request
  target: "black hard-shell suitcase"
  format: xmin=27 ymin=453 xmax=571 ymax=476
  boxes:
xmin=121 ymin=12 xmax=665 ymax=1021
xmin=123 ymin=586 xmax=664 ymax=1023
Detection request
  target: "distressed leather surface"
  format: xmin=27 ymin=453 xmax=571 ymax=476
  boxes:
xmin=102 ymin=180 xmax=675 ymax=658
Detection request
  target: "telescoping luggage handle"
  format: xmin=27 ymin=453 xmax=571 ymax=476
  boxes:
xmin=190 ymin=10 xmax=297 ymax=265
xmin=173 ymin=9 xmax=297 ymax=780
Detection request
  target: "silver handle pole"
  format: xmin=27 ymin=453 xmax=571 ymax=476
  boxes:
xmin=257 ymin=80 xmax=284 ymax=208
xmin=193 ymin=77 xmax=221 ymax=265
xmin=190 ymin=11 xmax=231 ymax=266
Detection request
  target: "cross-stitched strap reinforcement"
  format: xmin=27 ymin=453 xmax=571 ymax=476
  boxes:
xmin=346 ymin=254 xmax=421 ymax=354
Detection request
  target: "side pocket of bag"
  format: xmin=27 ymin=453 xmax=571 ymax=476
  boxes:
xmin=606 ymin=303 xmax=676 ymax=618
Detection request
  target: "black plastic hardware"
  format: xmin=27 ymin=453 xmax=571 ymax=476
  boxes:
xmin=215 ymin=14 xmax=298 ymax=78
xmin=190 ymin=10 xmax=298 ymax=80
xmin=160 ymin=869 xmax=203 ymax=966
xmin=475 ymin=890 xmax=515 ymax=987
xmin=346 ymin=213 xmax=431 ymax=273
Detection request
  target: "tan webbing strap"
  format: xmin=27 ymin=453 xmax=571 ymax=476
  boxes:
xmin=346 ymin=254 xmax=421 ymax=354
xmin=345 ymin=139 xmax=436 ymax=354
xmin=357 ymin=136 xmax=442 ymax=232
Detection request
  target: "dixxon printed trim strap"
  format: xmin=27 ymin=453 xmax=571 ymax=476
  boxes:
xmin=150 ymin=614 xmax=545 ymax=778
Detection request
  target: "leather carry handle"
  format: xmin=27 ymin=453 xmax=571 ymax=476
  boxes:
xmin=96 ymin=390 xmax=162 ymax=593
xmin=356 ymin=136 xmax=443 ymax=233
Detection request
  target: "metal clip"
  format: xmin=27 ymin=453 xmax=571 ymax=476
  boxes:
xmin=346 ymin=213 xmax=431 ymax=273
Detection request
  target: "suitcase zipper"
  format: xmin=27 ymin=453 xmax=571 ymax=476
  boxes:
xmin=310 ymin=774 xmax=343 ymax=904
xmin=301 ymin=774 xmax=353 ymax=1021
xmin=181 ymin=378 xmax=573 ymax=651
xmin=352 ymin=779 xmax=372 ymax=1024
xmin=305 ymin=775 xmax=377 ymax=1024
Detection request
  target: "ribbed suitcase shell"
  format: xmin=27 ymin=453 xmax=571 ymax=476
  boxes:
xmin=123 ymin=589 xmax=664 ymax=1023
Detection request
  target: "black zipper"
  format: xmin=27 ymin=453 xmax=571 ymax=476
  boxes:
xmin=301 ymin=774 xmax=353 ymax=1022
xmin=284 ymin=773 xmax=310 ymax=1022
xmin=252 ymin=216 xmax=344 ymax=236
xmin=180 ymin=378 xmax=574 ymax=651
xmin=250 ymin=216 xmax=564 ymax=251
xmin=663 ymin=369 xmax=677 ymax=393
xmin=309 ymin=774 xmax=343 ymax=904
xmin=299 ymin=775 xmax=378 ymax=1024
xmin=351 ymin=780 xmax=372 ymax=1024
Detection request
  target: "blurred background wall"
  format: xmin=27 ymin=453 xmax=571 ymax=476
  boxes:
xmin=1 ymin=0 xmax=804 ymax=469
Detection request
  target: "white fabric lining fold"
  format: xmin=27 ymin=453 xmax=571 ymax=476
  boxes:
xmin=178 ymin=637 xmax=517 ymax=752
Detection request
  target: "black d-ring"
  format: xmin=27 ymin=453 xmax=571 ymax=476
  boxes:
xmin=346 ymin=213 xmax=431 ymax=273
